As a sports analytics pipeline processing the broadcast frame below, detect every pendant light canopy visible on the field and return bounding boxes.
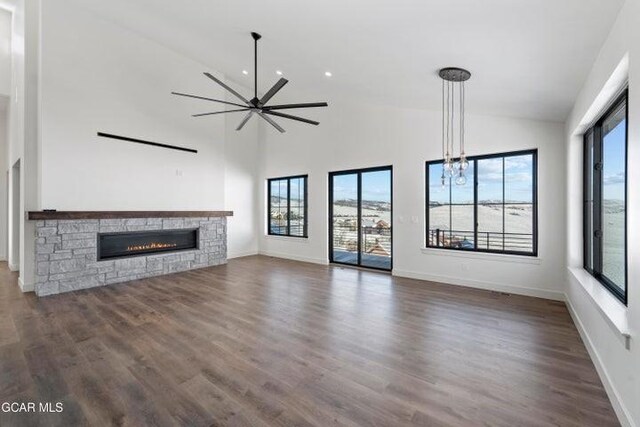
[439,67,471,186]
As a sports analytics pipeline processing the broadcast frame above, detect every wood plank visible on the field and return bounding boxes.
[0,256,619,426]
[27,210,233,220]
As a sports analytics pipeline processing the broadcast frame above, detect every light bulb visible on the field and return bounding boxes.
[455,171,467,186]
[443,158,455,177]
[459,155,469,171]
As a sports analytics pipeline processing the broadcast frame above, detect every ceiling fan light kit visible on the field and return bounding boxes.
[439,67,471,187]
[172,32,328,133]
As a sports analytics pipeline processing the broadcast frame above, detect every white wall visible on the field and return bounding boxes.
[6,0,21,169]
[0,104,7,259]
[40,1,228,210]
[37,1,260,266]
[257,100,566,300]
[0,0,40,290]
[0,8,10,97]
[4,0,27,282]
[565,0,639,425]
[0,7,10,261]
[224,107,259,259]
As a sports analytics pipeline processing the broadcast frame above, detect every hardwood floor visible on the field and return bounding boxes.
[0,256,618,426]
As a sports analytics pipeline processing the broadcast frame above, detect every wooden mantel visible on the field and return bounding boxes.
[27,211,234,220]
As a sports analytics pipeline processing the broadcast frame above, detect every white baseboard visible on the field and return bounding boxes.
[565,296,634,427]
[392,268,564,301]
[258,250,328,266]
[228,250,259,259]
[18,277,35,293]
[9,263,19,272]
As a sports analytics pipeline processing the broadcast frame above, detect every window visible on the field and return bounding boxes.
[426,150,537,256]
[267,175,308,237]
[584,90,627,304]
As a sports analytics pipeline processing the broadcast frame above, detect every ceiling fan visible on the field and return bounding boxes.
[172,32,328,133]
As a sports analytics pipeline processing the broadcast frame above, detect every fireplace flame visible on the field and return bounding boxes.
[127,242,177,252]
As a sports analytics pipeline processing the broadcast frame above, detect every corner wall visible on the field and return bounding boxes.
[36,1,259,269]
[224,107,260,259]
[0,106,8,260]
[564,1,639,425]
[257,100,566,300]
[0,8,10,97]
[39,1,226,211]
[4,0,36,290]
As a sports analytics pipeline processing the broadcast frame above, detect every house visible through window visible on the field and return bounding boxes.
[584,90,627,304]
[426,150,537,256]
[268,175,308,238]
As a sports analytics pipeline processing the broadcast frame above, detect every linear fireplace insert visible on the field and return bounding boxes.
[97,228,199,260]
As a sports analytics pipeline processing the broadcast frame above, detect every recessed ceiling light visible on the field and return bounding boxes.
[242,70,249,75]
[276,70,283,76]
[324,71,332,77]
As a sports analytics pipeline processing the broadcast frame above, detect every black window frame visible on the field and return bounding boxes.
[425,149,538,257]
[328,165,394,271]
[267,174,309,238]
[583,89,628,305]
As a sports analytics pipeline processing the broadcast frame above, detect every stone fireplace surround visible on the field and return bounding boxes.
[28,211,233,297]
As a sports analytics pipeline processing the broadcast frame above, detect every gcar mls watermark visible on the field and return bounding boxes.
[1,402,64,413]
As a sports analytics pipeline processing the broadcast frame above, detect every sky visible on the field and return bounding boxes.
[272,170,393,204]
[429,154,534,204]
[602,118,626,202]
[277,118,625,207]
[332,170,391,202]
[270,177,306,202]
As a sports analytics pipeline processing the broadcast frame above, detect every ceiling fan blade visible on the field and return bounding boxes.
[236,111,255,131]
[192,108,250,117]
[203,72,250,105]
[258,112,285,133]
[172,92,247,108]
[259,78,288,106]
[262,102,328,111]
[263,110,319,126]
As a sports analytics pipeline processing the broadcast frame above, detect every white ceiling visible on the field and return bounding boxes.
[71,0,624,122]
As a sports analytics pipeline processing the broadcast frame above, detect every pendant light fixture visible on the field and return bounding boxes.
[439,67,471,186]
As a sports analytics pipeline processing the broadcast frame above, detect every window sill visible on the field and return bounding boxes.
[420,247,541,265]
[264,234,309,242]
[568,267,630,349]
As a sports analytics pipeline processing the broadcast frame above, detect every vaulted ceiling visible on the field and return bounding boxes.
[72,0,623,122]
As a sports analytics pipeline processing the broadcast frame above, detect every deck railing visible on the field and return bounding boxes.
[428,228,533,252]
[331,224,391,256]
[269,222,305,236]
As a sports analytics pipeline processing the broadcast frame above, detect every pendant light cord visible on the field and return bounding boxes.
[442,79,445,161]
[446,80,450,160]
[450,80,454,161]
[461,80,465,155]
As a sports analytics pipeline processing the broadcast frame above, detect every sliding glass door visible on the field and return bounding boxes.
[329,166,392,270]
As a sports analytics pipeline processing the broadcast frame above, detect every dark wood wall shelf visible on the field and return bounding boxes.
[28,211,233,220]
